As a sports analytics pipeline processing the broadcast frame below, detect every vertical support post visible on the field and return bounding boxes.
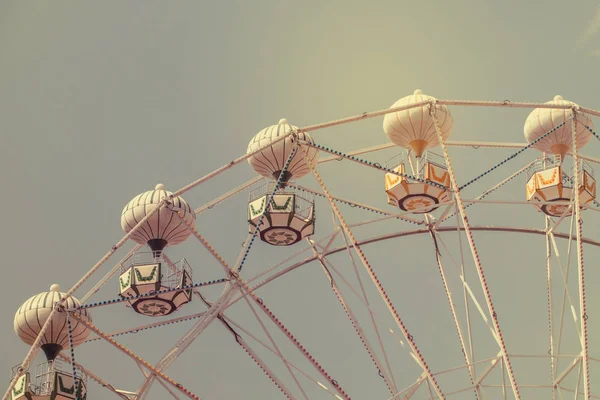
[307,238,398,395]
[176,213,352,400]
[214,315,298,400]
[299,145,446,399]
[545,217,556,400]
[570,109,590,399]
[427,226,478,399]
[430,101,520,399]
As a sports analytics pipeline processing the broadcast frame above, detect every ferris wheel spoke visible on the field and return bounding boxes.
[175,212,353,399]
[226,252,328,311]
[559,386,600,399]
[223,326,298,399]
[554,357,583,389]
[57,353,132,400]
[300,145,447,399]
[239,289,309,399]
[431,203,455,230]
[321,228,341,253]
[192,290,301,399]
[212,232,337,312]
[431,104,521,399]
[451,209,478,382]
[548,213,590,399]
[426,225,478,399]
[307,238,398,395]
[231,283,353,399]
[388,374,427,400]
[220,315,347,400]
[425,378,436,399]
[242,232,334,288]
[337,227,398,391]
[211,309,299,400]
[549,211,584,368]
[559,386,568,400]
[472,354,502,388]
[549,216,578,379]
[576,359,584,399]
[70,312,201,399]
[433,229,500,348]
[134,284,236,400]
[547,203,575,234]
[500,357,508,400]
[153,374,183,400]
[320,244,437,385]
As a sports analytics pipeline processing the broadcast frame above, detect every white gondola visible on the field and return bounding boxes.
[119,184,196,315]
[9,90,600,400]
[246,119,318,245]
[383,90,453,214]
[248,182,315,246]
[118,251,193,317]
[525,155,596,217]
[10,360,87,400]
[523,95,597,217]
[384,151,451,213]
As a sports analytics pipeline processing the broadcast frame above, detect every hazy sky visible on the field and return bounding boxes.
[2,1,600,399]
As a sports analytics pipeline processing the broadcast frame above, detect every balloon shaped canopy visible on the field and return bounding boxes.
[524,95,594,160]
[14,284,91,361]
[383,90,454,157]
[121,184,196,253]
[247,119,319,183]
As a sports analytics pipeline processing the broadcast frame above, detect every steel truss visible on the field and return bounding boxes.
[5,97,600,400]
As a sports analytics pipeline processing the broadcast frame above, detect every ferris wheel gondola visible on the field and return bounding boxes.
[246,119,318,246]
[7,92,600,400]
[12,284,90,400]
[524,95,597,217]
[118,184,195,316]
[382,90,453,213]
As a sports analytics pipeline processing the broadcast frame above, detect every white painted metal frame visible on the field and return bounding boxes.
[5,97,600,400]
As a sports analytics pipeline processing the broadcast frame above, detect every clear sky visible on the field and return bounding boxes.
[2,1,600,399]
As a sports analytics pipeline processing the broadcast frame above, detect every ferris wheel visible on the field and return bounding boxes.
[5,90,600,400]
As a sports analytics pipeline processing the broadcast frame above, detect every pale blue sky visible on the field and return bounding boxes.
[2,1,600,399]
